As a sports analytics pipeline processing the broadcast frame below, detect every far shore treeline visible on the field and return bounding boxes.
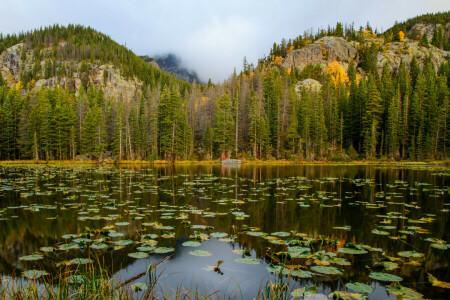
[0,15,449,162]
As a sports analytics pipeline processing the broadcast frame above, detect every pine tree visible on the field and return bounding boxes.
[363,77,382,159]
[419,33,429,48]
[82,106,106,159]
[214,93,235,158]
[285,86,299,155]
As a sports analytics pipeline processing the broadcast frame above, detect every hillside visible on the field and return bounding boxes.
[0,13,449,162]
[0,24,190,100]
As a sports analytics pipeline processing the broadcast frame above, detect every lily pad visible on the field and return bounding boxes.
[369,272,403,282]
[154,247,175,254]
[22,270,49,279]
[189,250,212,256]
[338,247,368,255]
[310,266,343,275]
[345,282,373,294]
[182,241,201,247]
[234,258,260,264]
[19,254,43,261]
[210,232,228,238]
[128,252,149,259]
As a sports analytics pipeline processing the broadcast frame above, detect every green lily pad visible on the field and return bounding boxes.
[39,247,54,253]
[91,242,108,250]
[115,222,130,226]
[128,252,149,259]
[386,283,423,299]
[153,247,175,254]
[369,272,403,282]
[345,282,373,294]
[372,229,389,235]
[70,258,92,265]
[286,269,313,278]
[338,247,368,255]
[19,254,43,261]
[397,251,424,258]
[189,250,212,256]
[311,266,343,275]
[137,245,155,252]
[22,270,49,279]
[182,241,201,247]
[234,258,260,264]
[114,240,133,246]
[210,232,228,238]
[266,264,283,273]
[291,285,318,298]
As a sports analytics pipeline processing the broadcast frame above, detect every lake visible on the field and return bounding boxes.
[0,164,448,299]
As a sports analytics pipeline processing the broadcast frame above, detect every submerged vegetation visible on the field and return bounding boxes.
[0,164,449,298]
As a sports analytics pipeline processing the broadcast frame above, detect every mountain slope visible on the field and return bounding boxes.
[141,54,201,83]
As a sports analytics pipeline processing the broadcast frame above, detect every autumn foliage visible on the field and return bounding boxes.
[326,61,349,87]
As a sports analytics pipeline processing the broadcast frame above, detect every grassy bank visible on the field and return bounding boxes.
[0,159,448,167]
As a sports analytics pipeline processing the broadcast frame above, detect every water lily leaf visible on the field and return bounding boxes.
[136,245,155,252]
[19,254,43,261]
[115,222,129,226]
[62,234,78,239]
[128,252,149,259]
[291,285,318,298]
[266,263,283,273]
[210,232,228,238]
[372,229,389,235]
[329,257,351,266]
[22,270,49,279]
[369,272,402,282]
[345,282,373,294]
[271,231,290,237]
[378,261,399,271]
[428,273,450,288]
[182,241,201,247]
[91,242,108,250]
[328,291,363,300]
[386,283,423,299]
[246,231,266,237]
[286,269,313,278]
[114,240,133,246]
[397,251,424,258]
[39,247,54,253]
[59,243,80,250]
[234,258,260,264]
[310,266,342,275]
[153,247,174,254]
[189,250,212,256]
[108,231,124,238]
[70,258,92,265]
[130,282,148,292]
[338,248,368,255]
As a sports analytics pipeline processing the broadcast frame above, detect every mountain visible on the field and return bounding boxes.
[141,54,201,83]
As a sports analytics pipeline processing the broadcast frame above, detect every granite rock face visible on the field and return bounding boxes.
[0,43,142,102]
[282,36,358,71]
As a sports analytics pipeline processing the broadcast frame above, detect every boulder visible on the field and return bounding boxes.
[282,36,358,71]
[295,79,322,94]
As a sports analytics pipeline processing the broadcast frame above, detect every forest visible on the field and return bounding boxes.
[0,19,449,162]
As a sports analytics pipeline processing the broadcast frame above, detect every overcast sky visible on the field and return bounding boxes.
[1,0,449,82]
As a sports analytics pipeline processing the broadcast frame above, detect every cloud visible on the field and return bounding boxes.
[1,0,449,82]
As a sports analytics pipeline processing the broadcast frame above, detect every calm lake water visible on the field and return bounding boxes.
[0,164,449,299]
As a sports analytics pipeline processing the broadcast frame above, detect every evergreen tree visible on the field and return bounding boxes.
[362,77,382,158]
[214,93,235,158]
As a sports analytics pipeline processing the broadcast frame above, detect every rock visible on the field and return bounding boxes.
[0,42,142,102]
[409,23,448,41]
[282,36,358,71]
[295,79,322,94]
[376,41,449,73]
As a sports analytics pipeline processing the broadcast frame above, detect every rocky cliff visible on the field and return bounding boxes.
[0,42,142,101]
[282,33,449,74]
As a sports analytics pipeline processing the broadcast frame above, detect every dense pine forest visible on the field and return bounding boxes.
[0,14,449,162]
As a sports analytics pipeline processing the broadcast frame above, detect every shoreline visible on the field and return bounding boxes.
[0,159,448,167]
